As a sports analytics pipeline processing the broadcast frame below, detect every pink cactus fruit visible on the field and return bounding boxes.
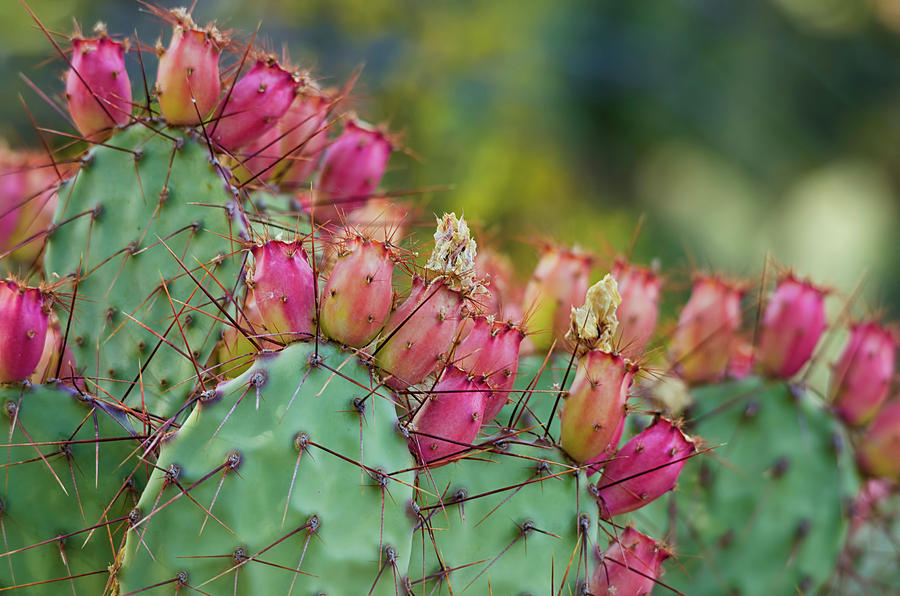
[521,245,591,352]
[246,240,316,344]
[670,275,743,384]
[831,321,896,426]
[308,119,392,221]
[856,400,900,479]
[756,275,827,379]
[320,236,394,347]
[611,259,662,358]
[210,58,299,152]
[374,213,479,388]
[454,316,525,423]
[155,9,223,125]
[29,314,80,389]
[277,88,332,186]
[473,247,520,319]
[0,151,28,253]
[590,527,671,596]
[592,417,695,518]
[66,31,132,140]
[560,350,634,464]
[408,366,488,466]
[374,276,463,389]
[0,280,50,383]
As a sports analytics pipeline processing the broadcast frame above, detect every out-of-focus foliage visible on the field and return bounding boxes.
[3,0,899,315]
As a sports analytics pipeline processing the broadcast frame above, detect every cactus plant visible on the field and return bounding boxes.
[0,5,896,596]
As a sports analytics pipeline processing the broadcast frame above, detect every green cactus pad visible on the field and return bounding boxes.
[632,377,856,595]
[0,383,143,593]
[44,125,243,417]
[116,341,416,595]
[407,439,594,593]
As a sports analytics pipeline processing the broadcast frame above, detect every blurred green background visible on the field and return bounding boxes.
[2,0,899,317]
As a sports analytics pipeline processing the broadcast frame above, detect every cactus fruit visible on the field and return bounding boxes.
[65,30,132,140]
[669,275,744,384]
[155,9,224,126]
[0,280,49,383]
[1,4,898,594]
[755,274,827,379]
[831,321,896,426]
[590,526,670,595]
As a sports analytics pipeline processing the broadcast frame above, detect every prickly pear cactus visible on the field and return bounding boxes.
[44,126,241,418]
[0,384,142,593]
[634,377,858,594]
[408,439,593,593]
[116,341,416,594]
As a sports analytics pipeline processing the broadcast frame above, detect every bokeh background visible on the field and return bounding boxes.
[2,0,899,317]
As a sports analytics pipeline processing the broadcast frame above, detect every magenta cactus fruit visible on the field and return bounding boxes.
[670,275,743,384]
[522,245,591,351]
[65,31,132,140]
[831,321,896,426]
[590,527,671,596]
[375,276,463,388]
[455,316,525,423]
[612,259,661,358]
[320,235,394,347]
[312,118,392,219]
[246,240,315,343]
[560,350,633,464]
[210,58,299,151]
[374,213,477,388]
[346,197,408,245]
[155,9,223,125]
[408,366,488,466]
[856,400,900,479]
[593,417,695,518]
[586,413,626,475]
[278,88,331,187]
[0,280,50,383]
[756,275,827,378]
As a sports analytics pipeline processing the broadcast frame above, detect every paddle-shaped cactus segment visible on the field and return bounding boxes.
[407,440,594,593]
[44,125,242,417]
[0,384,143,593]
[632,377,857,595]
[115,341,416,594]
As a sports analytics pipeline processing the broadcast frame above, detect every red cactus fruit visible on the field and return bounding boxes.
[29,315,79,388]
[756,275,827,379]
[155,10,223,125]
[0,151,28,253]
[727,338,754,380]
[374,276,463,389]
[831,322,896,426]
[408,366,488,466]
[217,295,272,377]
[309,119,392,220]
[522,245,591,352]
[66,32,132,140]
[0,280,50,383]
[590,527,671,596]
[278,88,332,187]
[670,275,743,384]
[592,417,695,518]
[246,240,315,344]
[210,59,299,152]
[856,400,900,479]
[611,259,661,358]
[320,236,394,347]
[560,350,633,464]
[375,213,479,388]
[454,316,525,423]
[473,247,520,319]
